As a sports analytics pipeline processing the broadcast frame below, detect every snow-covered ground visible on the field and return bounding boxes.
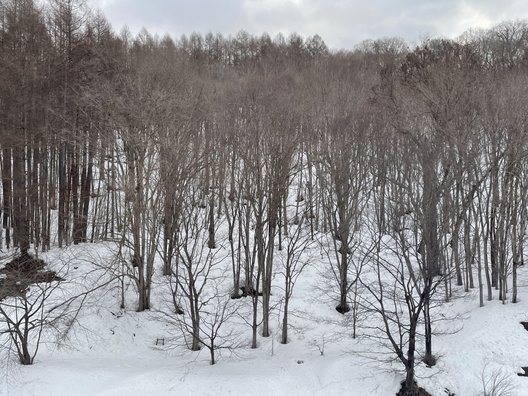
[1,242,528,396]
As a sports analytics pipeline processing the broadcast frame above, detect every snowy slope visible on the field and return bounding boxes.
[1,242,528,396]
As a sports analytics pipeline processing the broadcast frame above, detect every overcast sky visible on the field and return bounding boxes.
[86,0,528,49]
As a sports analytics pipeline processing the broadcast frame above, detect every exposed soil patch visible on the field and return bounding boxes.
[518,367,528,377]
[0,253,64,300]
[239,286,264,297]
[335,303,351,314]
[423,354,437,368]
[518,323,528,377]
[396,380,432,396]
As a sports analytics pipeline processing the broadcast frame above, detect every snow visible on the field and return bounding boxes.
[425,287,528,396]
[2,242,528,396]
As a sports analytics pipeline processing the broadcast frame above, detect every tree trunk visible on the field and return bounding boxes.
[422,156,440,277]
[13,146,29,256]
[282,294,289,344]
[2,148,12,249]
[423,293,434,366]
[337,246,350,314]
[404,319,418,394]
[58,145,67,247]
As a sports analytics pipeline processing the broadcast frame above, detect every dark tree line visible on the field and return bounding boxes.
[1,0,528,393]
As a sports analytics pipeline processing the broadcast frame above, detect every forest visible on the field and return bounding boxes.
[1,0,528,395]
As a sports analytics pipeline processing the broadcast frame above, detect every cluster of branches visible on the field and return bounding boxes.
[2,0,528,390]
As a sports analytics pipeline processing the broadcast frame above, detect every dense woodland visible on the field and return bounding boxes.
[1,0,528,394]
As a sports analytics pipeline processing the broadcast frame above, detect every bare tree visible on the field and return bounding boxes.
[360,215,447,395]
[278,215,314,344]
[169,185,226,352]
[0,254,69,365]
[314,57,373,314]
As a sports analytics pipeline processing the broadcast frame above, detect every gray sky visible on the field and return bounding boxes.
[86,0,528,49]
